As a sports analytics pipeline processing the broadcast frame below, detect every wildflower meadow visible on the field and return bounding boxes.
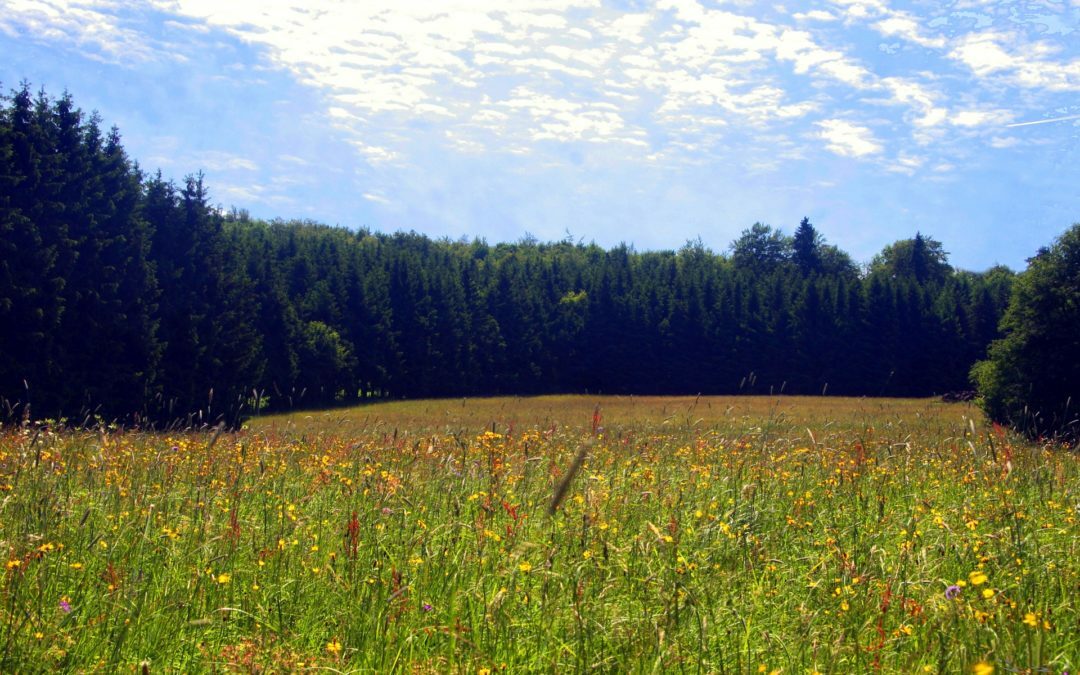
[1,395,1077,672]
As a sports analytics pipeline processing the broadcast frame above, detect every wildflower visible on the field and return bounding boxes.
[59,599,72,613]
[972,662,993,675]
[216,573,231,585]
[422,603,433,612]
[518,561,533,573]
[326,640,342,655]
[981,589,994,600]
[945,585,961,600]
[5,560,20,570]
[968,571,988,586]
[1022,612,1038,628]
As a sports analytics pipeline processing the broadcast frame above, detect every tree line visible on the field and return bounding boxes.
[0,85,1018,425]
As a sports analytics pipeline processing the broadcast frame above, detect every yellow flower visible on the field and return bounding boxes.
[326,640,342,655]
[216,573,231,585]
[1022,612,1038,628]
[518,561,532,573]
[981,589,994,599]
[972,662,993,675]
[5,560,20,569]
[968,571,988,586]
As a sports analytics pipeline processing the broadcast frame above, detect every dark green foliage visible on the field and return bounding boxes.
[0,86,1026,424]
[730,222,791,275]
[972,224,1080,440]
[792,217,820,275]
[0,86,160,420]
[869,232,952,285]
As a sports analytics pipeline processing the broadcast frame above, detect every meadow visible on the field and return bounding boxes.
[1,395,1076,673]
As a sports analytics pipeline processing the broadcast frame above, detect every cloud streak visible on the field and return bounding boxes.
[1007,113,1080,128]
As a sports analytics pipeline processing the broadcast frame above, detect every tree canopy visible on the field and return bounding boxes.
[972,224,1080,440]
[0,85,1024,425]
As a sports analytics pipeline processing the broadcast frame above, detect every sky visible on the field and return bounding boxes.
[2,0,1078,271]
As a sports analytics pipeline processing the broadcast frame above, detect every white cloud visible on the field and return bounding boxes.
[0,0,165,63]
[816,119,883,157]
[362,192,391,205]
[605,13,653,43]
[831,0,946,50]
[880,78,947,128]
[792,10,837,22]
[885,152,924,174]
[950,32,1020,75]
[347,139,399,164]
[7,0,1077,189]
[950,109,1014,127]
[950,32,1080,91]
[873,15,945,49]
[194,151,259,172]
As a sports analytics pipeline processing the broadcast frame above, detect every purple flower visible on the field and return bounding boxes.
[945,585,961,600]
[422,603,433,612]
[59,599,72,613]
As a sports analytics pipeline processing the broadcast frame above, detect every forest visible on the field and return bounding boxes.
[0,85,1018,424]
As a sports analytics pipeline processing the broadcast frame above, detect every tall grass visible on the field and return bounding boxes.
[0,396,1076,672]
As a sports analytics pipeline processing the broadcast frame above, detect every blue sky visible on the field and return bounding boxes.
[2,0,1078,271]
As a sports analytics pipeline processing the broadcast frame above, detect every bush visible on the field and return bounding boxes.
[972,224,1080,440]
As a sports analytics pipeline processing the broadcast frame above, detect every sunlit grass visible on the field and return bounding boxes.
[1,396,1077,672]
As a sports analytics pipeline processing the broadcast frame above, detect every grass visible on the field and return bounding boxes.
[0,395,1077,672]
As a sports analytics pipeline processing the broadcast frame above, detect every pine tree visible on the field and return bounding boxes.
[792,217,821,275]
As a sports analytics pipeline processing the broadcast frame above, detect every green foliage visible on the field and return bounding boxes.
[973,224,1080,439]
[792,216,821,274]
[870,232,952,285]
[298,320,356,400]
[730,222,791,274]
[0,85,1028,423]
